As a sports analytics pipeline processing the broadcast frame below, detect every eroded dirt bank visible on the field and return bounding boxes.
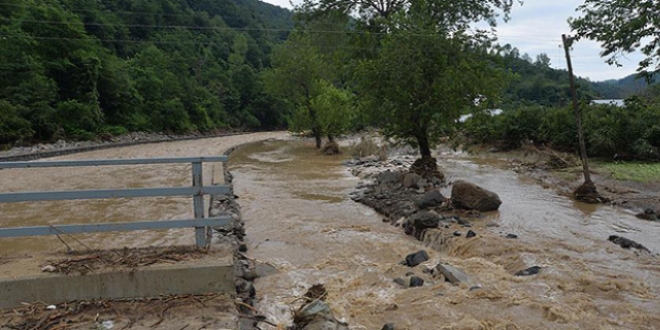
[230,138,660,329]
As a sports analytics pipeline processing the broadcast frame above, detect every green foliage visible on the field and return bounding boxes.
[462,102,660,160]
[358,21,507,156]
[596,162,660,182]
[311,81,355,138]
[0,101,33,145]
[0,0,293,145]
[264,12,353,146]
[570,0,660,78]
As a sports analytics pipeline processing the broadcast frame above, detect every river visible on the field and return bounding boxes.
[230,138,660,329]
[1,134,659,329]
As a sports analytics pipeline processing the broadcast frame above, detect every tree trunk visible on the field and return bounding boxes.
[313,128,322,149]
[416,133,431,158]
[562,34,591,184]
[327,134,334,142]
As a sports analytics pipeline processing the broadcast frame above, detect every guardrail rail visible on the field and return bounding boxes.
[0,157,231,248]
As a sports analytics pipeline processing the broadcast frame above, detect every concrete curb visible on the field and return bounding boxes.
[0,257,234,309]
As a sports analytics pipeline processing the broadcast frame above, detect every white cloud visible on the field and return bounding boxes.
[263,0,645,81]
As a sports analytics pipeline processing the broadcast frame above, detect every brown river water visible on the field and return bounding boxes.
[1,134,659,329]
[229,139,660,330]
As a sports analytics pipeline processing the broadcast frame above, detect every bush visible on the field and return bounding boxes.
[0,100,34,144]
[461,101,660,160]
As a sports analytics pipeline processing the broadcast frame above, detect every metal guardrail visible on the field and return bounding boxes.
[0,157,231,248]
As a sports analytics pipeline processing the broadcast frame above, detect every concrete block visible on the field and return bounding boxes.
[0,257,234,309]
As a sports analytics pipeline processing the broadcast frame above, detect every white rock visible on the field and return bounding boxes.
[42,265,56,272]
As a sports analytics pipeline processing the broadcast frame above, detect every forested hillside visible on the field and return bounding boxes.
[0,0,292,145]
[591,73,658,99]
[497,46,597,107]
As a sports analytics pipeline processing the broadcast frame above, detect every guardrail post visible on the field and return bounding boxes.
[192,161,206,248]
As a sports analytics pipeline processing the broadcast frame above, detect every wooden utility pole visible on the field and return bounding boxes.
[562,34,591,184]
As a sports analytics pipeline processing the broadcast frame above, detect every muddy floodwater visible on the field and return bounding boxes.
[1,134,659,329]
[0,132,285,255]
[230,139,660,329]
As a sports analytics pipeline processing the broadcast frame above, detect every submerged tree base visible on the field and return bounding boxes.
[320,140,340,155]
[410,156,445,182]
[574,181,609,204]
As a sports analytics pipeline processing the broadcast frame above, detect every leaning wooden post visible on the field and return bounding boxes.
[562,34,592,184]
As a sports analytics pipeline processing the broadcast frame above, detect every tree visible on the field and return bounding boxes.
[358,20,506,158]
[303,0,518,28]
[570,0,660,78]
[264,36,329,148]
[264,12,352,148]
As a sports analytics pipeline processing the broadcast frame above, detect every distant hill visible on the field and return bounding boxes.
[591,73,658,99]
[494,44,658,106]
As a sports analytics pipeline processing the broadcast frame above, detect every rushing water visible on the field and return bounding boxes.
[230,139,660,330]
[1,134,659,329]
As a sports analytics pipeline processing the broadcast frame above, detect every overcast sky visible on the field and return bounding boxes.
[262,0,644,82]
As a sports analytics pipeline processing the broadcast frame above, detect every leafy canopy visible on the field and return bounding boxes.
[570,0,660,77]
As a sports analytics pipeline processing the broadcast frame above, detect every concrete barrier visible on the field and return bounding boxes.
[0,256,234,309]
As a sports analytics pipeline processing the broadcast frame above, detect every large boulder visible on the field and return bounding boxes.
[450,180,501,211]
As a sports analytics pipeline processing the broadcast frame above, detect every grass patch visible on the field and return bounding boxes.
[595,162,660,182]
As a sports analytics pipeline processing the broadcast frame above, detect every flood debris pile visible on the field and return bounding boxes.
[40,246,206,275]
[1,293,236,330]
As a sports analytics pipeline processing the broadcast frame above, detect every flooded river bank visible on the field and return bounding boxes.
[230,139,660,329]
[1,133,658,329]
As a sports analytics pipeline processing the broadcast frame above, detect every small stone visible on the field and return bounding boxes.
[453,231,462,237]
[514,266,542,276]
[403,173,421,188]
[382,323,395,330]
[506,233,518,239]
[422,267,433,274]
[403,250,429,267]
[238,243,248,252]
[486,222,500,227]
[405,272,415,277]
[409,276,424,287]
[436,264,469,285]
[466,230,477,238]
[393,278,406,286]
[46,305,57,310]
[417,190,445,209]
[42,265,56,272]
[469,285,482,291]
[608,235,651,253]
